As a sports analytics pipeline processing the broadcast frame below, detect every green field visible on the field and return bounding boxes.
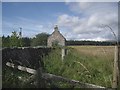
[44,46,115,88]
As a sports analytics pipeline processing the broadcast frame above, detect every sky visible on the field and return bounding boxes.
[2,1,118,41]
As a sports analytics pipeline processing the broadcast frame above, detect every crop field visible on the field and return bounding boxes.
[70,46,114,61]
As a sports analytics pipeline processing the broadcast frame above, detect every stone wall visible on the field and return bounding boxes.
[2,47,52,69]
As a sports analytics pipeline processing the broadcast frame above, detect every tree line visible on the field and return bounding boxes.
[66,40,116,46]
[1,31,117,48]
[2,31,49,47]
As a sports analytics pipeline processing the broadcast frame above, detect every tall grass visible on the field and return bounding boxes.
[43,46,114,88]
[2,66,35,88]
[3,46,114,88]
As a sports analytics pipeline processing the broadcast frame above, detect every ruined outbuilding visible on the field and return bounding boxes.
[47,25,66,47]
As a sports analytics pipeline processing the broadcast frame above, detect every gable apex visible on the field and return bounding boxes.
[51,26,66,40]
[47,25,66,47]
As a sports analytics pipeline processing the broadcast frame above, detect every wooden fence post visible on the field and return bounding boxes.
[35,67,46,88]
[61,48,68,61]
[112,45,119,88]
[118,45,120,89]
[61,48,65,61]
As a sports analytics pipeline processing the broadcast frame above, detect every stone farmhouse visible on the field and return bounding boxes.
[47,25,66,47]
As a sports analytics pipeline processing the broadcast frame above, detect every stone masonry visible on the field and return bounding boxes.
[47,25,66,47]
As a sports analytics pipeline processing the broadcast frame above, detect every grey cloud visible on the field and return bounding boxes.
[57,2,118,41]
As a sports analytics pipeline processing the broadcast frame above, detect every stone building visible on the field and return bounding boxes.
[47,25,66,47]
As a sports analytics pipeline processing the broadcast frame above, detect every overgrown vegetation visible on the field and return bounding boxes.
[2,46,114,88]
[2,66,34,88]
[43,46,114,88]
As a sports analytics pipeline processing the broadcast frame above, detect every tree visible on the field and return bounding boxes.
[10,31,20,47]
[31,33,49,46]
[22,37,31,47]
[2,35,10,47]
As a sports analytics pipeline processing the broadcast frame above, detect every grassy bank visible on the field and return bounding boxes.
[43,46,114,88]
